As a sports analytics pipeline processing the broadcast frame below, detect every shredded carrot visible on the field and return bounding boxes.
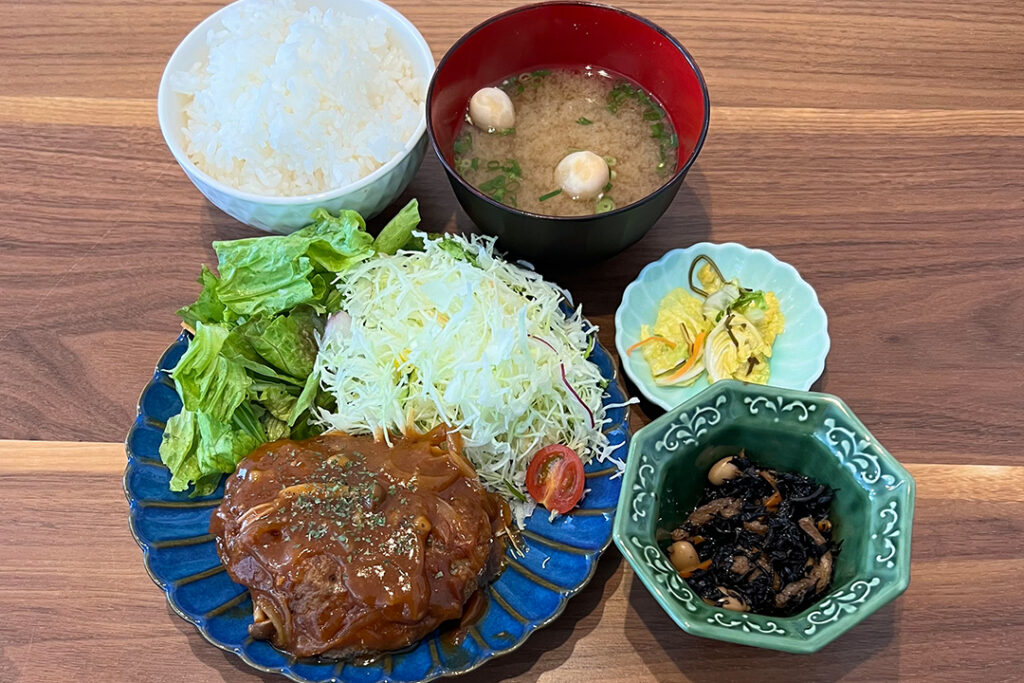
[657,331,708,383]
[690,535,705,545]
[626,335,677,355]
[680,559,713,578]
[764,491,783,511]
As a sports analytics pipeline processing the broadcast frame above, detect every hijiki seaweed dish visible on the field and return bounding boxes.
[665,452,838,616]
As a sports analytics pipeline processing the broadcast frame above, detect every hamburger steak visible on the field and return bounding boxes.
[210,427,508,658]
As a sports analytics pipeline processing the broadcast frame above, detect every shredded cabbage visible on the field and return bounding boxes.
[315,233,615,523]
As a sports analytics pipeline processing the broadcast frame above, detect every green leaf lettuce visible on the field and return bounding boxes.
[171,322,250,423]
[158,203,430,496]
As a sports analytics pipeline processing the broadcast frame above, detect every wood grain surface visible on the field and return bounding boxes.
[1,0,1022,680]
[2,443,1024,682]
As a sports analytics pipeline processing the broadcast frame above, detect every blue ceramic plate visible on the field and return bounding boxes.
[614,242,830,411]
[125,330,629,683]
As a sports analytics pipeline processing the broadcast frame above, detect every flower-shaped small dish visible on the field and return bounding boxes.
[614,242,829,411]
[613,380,914,654]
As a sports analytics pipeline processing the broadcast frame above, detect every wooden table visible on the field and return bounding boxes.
[2,0,1022,681]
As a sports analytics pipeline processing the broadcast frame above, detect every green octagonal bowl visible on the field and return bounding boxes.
[613,380,915,654]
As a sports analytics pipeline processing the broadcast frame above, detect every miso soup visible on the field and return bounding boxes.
[453,68,678,217]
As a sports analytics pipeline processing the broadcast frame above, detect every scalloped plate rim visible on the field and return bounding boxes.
[124,328,630,683]
[613,242,831,410]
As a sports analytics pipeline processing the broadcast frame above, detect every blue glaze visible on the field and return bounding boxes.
[124,328,630,682]
[149,544,223,584]
[204,601,254,642]
[521,507,614,551]
[577,470,622,509]
[491,572,561,620]
[513,540,591,586]
[139,379,182,423]
[126,420,165,461]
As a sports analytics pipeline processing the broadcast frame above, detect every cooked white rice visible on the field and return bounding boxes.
[172,0,425,197]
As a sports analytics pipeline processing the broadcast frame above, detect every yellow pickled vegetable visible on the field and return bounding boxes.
[638,288,711,379]
[634,255,786,387]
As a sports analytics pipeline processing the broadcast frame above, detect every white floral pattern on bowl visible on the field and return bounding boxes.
[612,381,915,653]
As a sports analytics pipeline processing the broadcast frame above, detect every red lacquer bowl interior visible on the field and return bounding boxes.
[428,1,709,178]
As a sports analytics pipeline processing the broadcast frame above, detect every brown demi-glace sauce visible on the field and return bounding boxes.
[210,427,509,659]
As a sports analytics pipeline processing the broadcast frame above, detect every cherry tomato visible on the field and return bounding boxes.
[525,445,585,514]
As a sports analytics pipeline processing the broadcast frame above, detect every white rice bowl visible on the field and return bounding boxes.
[171,0,426,197]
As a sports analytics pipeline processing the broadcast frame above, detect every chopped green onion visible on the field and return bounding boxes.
[731,290,768,312]
[605,79,677,173]
[453,132,472,156]
[497,127,516,136]
[478,174,506,193]
[577,117,593,125]
[501,77,525,97]
[538,189,562,202]
[603,155,617,166]
[610,169,617,180]
[486,160,501,171]
[606,81,639,113]
[602,182,612,193]
[477,171,520,208]
[501,158,522,179]
[596,197,616,213]
[470,157,480,170]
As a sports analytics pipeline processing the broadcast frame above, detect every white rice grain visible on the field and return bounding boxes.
[172,0,424,196]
